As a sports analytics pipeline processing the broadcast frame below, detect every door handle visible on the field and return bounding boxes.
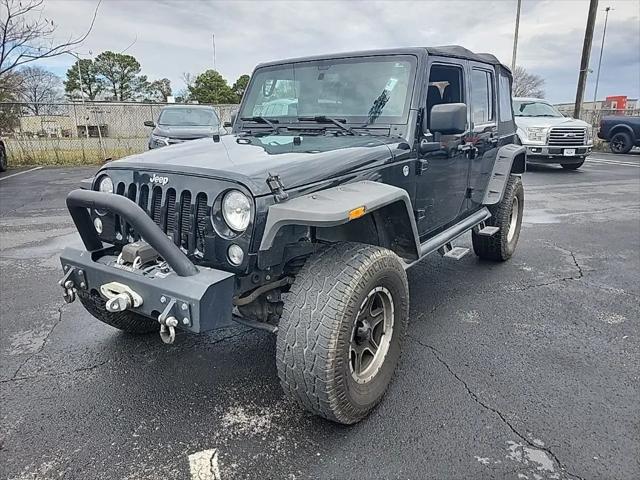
[489,137,499,146]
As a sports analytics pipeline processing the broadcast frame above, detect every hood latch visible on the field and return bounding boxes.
[266,173,289,203]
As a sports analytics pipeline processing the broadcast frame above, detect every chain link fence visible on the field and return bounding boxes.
[1,102,638,166]
[0,102,239,166]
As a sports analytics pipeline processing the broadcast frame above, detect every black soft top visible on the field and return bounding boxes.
[257,45,510,73]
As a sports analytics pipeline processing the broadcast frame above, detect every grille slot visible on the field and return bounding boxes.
[548,127,586,146]
[179,191,192,249]
[114,181,211,256]
[138,185,149,212]
[151,187,163,225]
[165,189,177,236]
[195,193,208,253]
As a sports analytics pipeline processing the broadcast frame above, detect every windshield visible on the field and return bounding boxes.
[239,55,417,125]
[158,108,219,126]
[513,100,563,118]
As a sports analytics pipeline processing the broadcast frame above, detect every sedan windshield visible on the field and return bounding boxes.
[513,100,563,118]
[158,108,219,126]
[239,55,416,125]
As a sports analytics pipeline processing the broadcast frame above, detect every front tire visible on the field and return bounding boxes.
[276,243,409,424]
[78,290,158,334]
[610,132,633,154]
[472,175,524,261]
[561,158,585,170]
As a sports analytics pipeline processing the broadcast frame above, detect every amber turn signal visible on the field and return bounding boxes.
[347,206,366,221]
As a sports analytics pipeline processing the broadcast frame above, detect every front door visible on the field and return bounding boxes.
[415,60,471,239]
[467,62,499,209]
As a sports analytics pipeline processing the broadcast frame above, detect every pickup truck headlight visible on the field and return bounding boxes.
[221,190,251,232]
[97,175,113,193]
[525,127,549,143]
[586,127,593,143]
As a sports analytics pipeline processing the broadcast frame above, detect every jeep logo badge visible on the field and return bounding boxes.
[150,174,169,186]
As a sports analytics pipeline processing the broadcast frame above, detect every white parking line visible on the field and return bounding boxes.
[188,449,221,480]
[587,159,640,168]
[0,166,43,181]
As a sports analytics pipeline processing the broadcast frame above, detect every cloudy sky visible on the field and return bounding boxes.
[30,0,640,104]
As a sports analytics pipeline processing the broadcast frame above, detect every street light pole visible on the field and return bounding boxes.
[511,0,522,71]
[592,6,612,109]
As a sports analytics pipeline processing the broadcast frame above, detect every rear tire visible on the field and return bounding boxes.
[78,290,157,334]
[561,159,585,170]
[610,132,633,154]
[472,175,524,261]
[276,243,409,424]
[0,144,7,172]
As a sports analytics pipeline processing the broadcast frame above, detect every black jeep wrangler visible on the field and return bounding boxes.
[60,46,525,424]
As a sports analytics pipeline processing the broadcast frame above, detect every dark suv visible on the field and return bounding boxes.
[59,46,525,424]
[144,105,226,149]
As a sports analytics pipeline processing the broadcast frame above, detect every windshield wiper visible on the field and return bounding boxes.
[297,116,355,135]
[240,116,279,133]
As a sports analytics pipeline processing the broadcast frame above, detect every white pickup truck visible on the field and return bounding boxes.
[514,97,593,170]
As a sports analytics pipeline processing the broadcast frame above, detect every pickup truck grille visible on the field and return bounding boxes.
[114,182,209,255]
[548,127,587,146]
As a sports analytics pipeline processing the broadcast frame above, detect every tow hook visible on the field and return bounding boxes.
[158,297,179,344]
[58,266,78,303]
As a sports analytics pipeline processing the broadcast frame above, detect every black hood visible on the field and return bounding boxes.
[106,133,402,196]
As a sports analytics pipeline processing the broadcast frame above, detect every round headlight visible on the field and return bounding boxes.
[98,176,113,193]
[221,190,251,232]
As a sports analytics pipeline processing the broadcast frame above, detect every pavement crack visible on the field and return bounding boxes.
[512,245,585,292]
[11,304,66,380]
[408,336,585,480]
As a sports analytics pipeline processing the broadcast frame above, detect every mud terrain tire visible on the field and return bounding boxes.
[276,243,409,424]
[472,175,524,261]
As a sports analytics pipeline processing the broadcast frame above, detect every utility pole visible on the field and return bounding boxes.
[511,0,522,71]
[574,0,599,119]
[592,6,612,108]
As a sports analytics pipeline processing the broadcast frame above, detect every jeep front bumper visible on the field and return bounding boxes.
[60,189,235,335]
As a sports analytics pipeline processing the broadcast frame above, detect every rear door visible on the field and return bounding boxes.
[466,62,498,210]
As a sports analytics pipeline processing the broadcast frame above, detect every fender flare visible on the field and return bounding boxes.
[482,144,526,205]
[258,180,420,258]
[609,123,635,138]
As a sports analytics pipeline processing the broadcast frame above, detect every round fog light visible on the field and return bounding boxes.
[93,217,103,234]
[227,244,244,266]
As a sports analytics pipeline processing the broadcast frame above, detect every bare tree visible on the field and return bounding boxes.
[0,0,101,77]
[512,66,545,98]
[18,66,62,115]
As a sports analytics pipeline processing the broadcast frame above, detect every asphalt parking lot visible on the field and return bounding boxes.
[1,152,639,480]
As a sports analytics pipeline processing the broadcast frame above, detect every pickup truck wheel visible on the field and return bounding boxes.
[0,144,7,172]
[472,175,524,261]
[610,132,633,154]
[276,243,409,424]
[561,159,585,170]
[78,290,157,334]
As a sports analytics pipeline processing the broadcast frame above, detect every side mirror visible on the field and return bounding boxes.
[144,120,155,128]
[430,103,467,135]
[224,112,237,128]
